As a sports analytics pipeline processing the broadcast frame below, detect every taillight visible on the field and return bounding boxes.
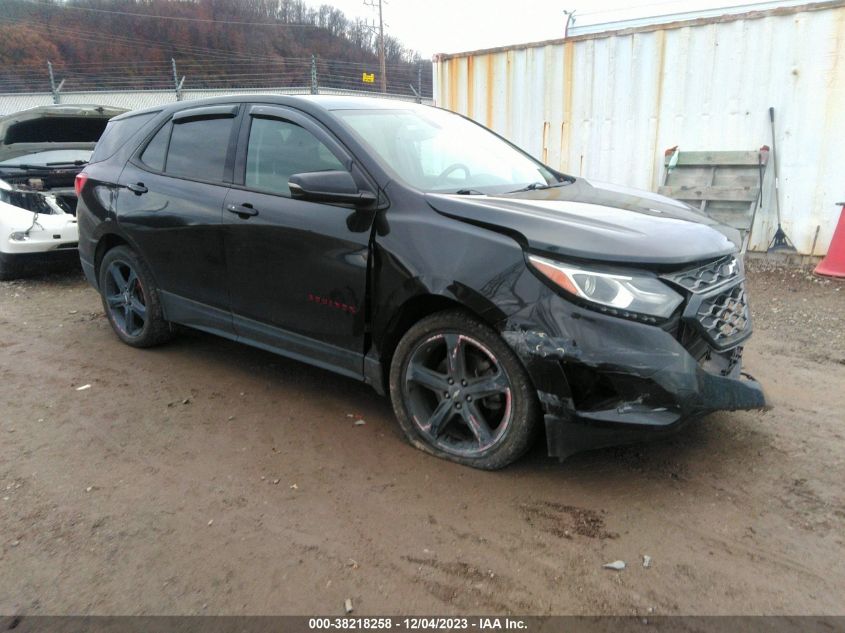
[74,172,89,197]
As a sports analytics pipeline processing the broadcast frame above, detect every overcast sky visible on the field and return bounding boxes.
[319,0,779,57]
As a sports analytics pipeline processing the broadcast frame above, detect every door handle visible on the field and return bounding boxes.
[227,202,259,218]
[126,182,148,195]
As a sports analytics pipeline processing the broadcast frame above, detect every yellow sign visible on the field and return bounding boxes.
[362,72,375,84]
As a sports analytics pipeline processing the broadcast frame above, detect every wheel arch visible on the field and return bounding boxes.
[92,228,162,294]
[93,232,131,284]
[373,284,508,394]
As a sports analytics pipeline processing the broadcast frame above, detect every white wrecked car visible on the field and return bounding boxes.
[0,104,126,280]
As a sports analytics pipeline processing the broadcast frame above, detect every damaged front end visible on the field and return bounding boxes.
[0,164,81,215]
[0,104,127,279]
[0,178,79,279]
[500,254,766,460]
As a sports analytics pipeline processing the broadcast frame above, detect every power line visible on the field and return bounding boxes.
[1,16,416,70]
[0,16,290,63]
[18,0,323,28]
[2,10,424,69]
[0,9,430,95]
[0,62,431,92]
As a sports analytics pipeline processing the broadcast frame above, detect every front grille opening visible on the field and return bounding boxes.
[564,363,619,411]
[564,363,677,413]
[677,321,710,361]
[700,346,743,377]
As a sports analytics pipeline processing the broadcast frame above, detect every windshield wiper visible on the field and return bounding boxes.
[508,182,546,193]
[47,160,88,166]
[0,160,88,171]
[455,188,485,195]
[505,175,576,194]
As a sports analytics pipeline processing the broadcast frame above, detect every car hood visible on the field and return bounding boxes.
[0,104,127,162]
[425,178,740,267]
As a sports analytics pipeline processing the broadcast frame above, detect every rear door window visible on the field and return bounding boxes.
[165,116,235,182]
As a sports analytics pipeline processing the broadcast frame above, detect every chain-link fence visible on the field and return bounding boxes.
[0,57,433,114]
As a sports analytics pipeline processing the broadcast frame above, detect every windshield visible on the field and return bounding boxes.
[0,149,92,166]
[334,107,559,194]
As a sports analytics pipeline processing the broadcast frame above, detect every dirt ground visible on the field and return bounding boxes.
[1,261,843,616]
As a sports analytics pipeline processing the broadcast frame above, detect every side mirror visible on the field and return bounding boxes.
[289,171,376,206]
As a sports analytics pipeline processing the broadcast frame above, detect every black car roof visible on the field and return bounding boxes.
[112,95,430,121]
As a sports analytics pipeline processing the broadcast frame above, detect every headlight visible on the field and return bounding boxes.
[9,232,29,241]
[528,254,683,321]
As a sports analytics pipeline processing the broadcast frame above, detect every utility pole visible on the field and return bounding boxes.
[364,0,387,93]
[377,0,386,92]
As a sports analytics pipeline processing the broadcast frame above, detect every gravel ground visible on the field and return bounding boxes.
[745,259,844,365]
[0,262,843,616]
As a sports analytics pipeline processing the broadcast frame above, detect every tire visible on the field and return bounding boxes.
[98,245,173,348]
[389,310,539,470]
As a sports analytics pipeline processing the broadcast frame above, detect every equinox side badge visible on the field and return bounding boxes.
[307,293,358,315]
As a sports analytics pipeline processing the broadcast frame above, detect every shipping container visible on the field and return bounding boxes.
[434,1,845,255]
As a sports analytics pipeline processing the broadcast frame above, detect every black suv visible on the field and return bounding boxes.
[77,95,765,469]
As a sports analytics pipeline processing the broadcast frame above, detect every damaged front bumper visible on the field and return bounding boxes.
[501,284,766,460]
[1,181,79,276]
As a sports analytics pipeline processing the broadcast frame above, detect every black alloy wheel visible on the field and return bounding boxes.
[103,259,147,338]
[98,245,173,348]
[389,310,539,469]
[403,332,513,456]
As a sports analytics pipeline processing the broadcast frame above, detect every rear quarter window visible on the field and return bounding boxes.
[140,121,172,172]
[90,112,158,164]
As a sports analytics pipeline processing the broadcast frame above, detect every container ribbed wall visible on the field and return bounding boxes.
[434,2,845,254]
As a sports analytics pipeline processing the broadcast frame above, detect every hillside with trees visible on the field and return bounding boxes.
[0,0,431,96]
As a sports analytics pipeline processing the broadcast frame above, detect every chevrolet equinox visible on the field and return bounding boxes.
[76,96,766,469]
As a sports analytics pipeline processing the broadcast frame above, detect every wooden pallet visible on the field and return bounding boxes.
[658,149,769,240]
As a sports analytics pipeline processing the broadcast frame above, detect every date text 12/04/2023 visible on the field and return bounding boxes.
[307,617,528,630]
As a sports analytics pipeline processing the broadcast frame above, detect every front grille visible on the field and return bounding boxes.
[664,255,739,293]
[664,255,751,353]
[696,283,750,347]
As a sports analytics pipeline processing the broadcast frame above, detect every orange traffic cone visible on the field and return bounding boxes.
[814,202,845,278]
